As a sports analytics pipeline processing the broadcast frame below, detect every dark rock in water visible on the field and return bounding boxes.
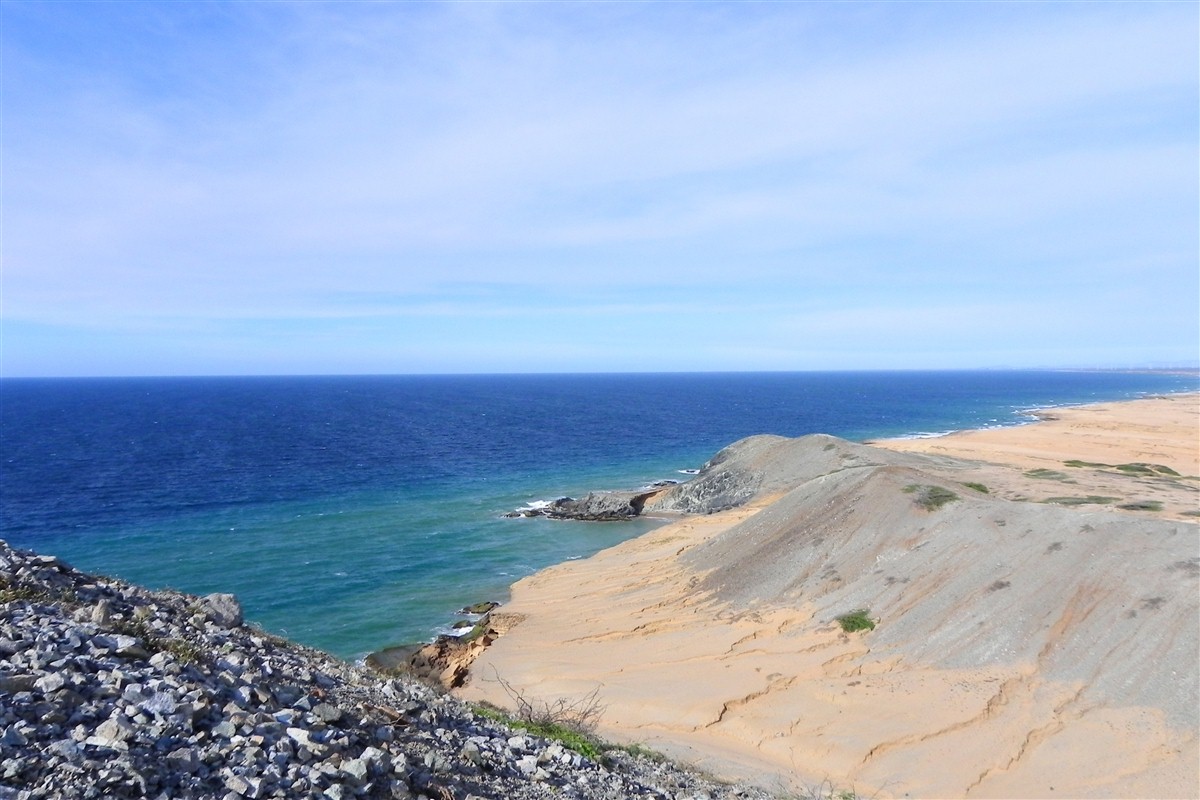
[544,489,667,521]
[458,601,499,615]
[362,644,420,673]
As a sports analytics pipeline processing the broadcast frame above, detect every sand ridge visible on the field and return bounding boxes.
[457,393,1200,798]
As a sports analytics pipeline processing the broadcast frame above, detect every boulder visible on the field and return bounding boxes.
[200,593,243,628]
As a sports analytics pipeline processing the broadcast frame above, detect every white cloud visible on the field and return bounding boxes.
[2,1,1196,373]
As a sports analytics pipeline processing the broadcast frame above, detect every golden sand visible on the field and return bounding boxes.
[458,393,1200,798]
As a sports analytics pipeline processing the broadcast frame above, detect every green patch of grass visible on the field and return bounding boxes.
[1181,510,1200,517]
[612,741,666,761]
[471,703,509,724]
[1042,496,1117,506]
[962,482,989,494]
[472,703,605,760]
[0,577,79,607]
[1117,500,1164,512]
[162,638,203,664]
[522,720,604,760]
[1115,462,1181,477]
[835,609,876,633]
[903,484,959,510]
[0,586,45,604]
[1064,459,1182,478]
[480,679,610,761]
[1025,468,1072,481]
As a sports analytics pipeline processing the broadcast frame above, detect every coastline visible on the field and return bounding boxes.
[873,392,1199,523]
[455,393,1200,798]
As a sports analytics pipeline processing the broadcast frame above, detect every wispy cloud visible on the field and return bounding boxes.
[2,1,1196,374]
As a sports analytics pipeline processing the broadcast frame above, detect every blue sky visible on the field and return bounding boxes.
[2,1,1197,376]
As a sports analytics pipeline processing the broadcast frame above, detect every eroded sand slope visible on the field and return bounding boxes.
[460,396,1199,798]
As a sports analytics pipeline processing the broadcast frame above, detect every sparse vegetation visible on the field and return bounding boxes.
[1117,500,1164,512]
[1116,463,1180,476]
[616,741,666,762]
[1025,468,1073,481]
[835,609,875,633]
[110,618,204,665]
[475,701,605,760]
[162,638,203,664]
[1042,496,1117,506]
[483,674,608,760]
[962,482,989,494]
[1064,459,1110,468]
[474,681,670,766]
[1064,459,1182,478]
[0,578,79,607]
[786,781,863,800]
[903,484,959,510]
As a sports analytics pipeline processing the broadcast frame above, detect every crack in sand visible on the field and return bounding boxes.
[858,674,1033,768]
[819,648,870,676]
[562,619,680,643]
[963,685,1086,796]
[699,674,799,731]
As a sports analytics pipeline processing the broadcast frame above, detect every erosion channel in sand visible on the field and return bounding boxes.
[455,394,1200,799]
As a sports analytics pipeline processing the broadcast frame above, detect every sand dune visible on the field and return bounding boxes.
[458,394,1199,798]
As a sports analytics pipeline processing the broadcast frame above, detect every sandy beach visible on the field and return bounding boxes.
[875,392,1200,522]
[457,393,1200,798]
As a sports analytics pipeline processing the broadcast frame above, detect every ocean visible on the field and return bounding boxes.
[1,370,1194,660]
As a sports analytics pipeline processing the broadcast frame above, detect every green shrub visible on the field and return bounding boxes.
[835,609,875,633]
[1025,468,1072,481]
[1042,496,1116,506]
[903,484,959,510]
[1117,501,1164,512]
[962,482,989,494]
[1116,462,1181,477]
[1064,459,1109,468]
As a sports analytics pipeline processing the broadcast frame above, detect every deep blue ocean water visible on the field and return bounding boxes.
[1,371,1195,659]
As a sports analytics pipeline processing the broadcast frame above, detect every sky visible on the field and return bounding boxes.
[2,1,1197,377]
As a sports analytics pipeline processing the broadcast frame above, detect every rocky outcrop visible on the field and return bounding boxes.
[0,540,780,800]
[370,610,526,691]
[503,434,883,523]
[506,485,679,522]
[542,490,665,521]
[507,434,906,521]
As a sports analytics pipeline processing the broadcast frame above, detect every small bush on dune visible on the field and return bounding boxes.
[835,609,875,633]
[903,484,959,510]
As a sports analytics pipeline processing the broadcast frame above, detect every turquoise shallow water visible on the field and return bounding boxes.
[2,371,1194,659]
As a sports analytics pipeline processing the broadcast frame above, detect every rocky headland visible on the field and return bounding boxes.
[0,540,788,800]
[459,395,1200,798]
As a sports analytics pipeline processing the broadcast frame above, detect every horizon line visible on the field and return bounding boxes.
[3,366,1199,381]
